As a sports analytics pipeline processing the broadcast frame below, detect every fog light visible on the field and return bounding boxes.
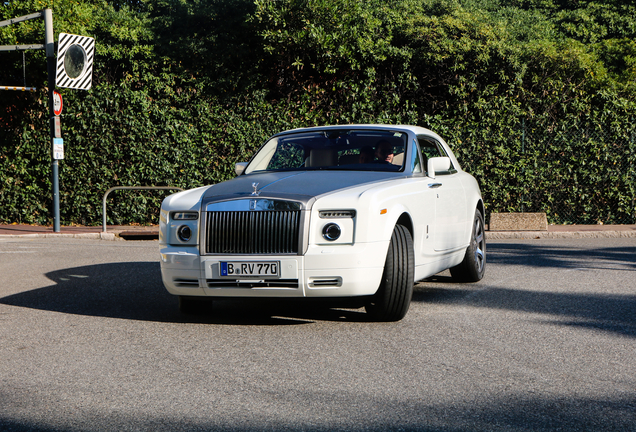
[322,223,341,241]
[177,225,192,242]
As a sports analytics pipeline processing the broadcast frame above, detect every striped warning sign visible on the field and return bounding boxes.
[55,33,95,90]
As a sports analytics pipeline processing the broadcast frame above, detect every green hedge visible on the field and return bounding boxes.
[1,0,635,226]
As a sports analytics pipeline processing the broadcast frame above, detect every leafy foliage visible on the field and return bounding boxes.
[1,0,635,225]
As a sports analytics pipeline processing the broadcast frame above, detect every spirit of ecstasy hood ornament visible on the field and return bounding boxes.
[251,182,261,196]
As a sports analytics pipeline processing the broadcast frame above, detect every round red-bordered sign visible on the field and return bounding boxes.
[53,91,63,116]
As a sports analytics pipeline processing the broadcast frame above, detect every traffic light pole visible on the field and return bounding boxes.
[43,9,61,232]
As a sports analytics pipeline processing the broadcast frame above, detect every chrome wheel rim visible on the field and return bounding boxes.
[474,216,485,273]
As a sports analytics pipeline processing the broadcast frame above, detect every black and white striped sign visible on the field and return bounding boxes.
[55,33,95,90]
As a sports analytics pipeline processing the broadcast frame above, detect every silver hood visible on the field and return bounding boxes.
[202,171,403,207]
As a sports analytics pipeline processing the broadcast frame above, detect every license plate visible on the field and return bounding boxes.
[220,261,280,278]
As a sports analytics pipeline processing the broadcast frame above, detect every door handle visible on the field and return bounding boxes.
[428,183,442,189]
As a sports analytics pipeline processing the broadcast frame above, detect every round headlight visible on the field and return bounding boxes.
[177,225,192,242]
[322,223,341,241]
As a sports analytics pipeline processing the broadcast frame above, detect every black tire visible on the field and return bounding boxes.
[178,296,212,315]
[365,225,414,322]
[450,209,486,282]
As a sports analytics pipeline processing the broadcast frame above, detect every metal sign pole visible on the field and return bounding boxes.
[3,10,93,232]
[43,9,60,232]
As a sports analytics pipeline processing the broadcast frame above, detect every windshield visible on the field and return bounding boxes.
[245,129,408,174]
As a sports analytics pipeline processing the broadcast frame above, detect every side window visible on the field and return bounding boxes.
[411,139,422,173]
[418,137,454,175]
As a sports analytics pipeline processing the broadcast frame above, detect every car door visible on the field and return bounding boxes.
[419,137,468,252]
[409,140,437,263]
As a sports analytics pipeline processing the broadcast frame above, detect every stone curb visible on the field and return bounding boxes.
[486,230,636,239]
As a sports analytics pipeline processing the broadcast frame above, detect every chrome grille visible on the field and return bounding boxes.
[205,210,301,254]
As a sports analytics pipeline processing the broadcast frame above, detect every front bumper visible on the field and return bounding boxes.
[160,240,389,298]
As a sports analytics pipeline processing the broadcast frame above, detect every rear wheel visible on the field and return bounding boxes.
[365,225,414,322]
[450,209,486,282]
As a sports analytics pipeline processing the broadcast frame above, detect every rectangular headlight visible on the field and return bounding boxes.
[171,212,199,221]
[319,210,356,218]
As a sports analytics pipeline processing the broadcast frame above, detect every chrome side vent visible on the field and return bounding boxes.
[308,277,342,287]
[173,279,200,288]
[206,210,301,255]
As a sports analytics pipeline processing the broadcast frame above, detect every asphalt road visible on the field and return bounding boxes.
[0,237,634,432]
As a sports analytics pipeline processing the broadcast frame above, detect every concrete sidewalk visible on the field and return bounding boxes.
[486,224,636,239]
[0,224,160,241]
[1,223,635,241]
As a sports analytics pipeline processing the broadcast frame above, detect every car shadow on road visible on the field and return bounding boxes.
[2,243,634,329]
[0,261,370,325]
[412,243,636,338]
[417,282,636,338]
[487,241,636,271]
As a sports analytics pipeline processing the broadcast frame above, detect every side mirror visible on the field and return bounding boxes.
[427,157,451,179]
[235,162,248,176]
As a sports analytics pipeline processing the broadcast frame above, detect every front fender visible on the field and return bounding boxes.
[159,185,210,246]
[355,181,419,245]
[376,203,412,244]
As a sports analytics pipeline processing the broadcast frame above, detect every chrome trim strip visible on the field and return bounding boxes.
[206,279,299,289]
[206,198,303,212]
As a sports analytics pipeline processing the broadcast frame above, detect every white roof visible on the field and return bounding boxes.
[275,124,437,137]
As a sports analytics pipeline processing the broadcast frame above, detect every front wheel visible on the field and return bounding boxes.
[450,209,486,282]
[365,225,414,322]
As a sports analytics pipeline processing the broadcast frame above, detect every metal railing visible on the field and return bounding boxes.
[102,186,184,233]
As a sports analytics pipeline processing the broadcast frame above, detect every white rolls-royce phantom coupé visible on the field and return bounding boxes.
[159,125,485,321]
